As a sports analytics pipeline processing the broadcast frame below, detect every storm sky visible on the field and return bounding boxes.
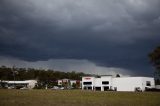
[0,0,160,76]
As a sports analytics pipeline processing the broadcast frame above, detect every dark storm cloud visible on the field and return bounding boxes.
[0,0,160,76]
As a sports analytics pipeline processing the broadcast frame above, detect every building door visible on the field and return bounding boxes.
[95,87,101,91]
[87,86,92,90]
[104,86,109,91]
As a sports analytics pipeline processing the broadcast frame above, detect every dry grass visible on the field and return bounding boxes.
[0,89,160,106]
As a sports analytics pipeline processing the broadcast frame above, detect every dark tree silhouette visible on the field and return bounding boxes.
[116,74,120,77]
[149,46,160,76]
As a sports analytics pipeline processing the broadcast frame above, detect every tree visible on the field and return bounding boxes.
[116,74,120,77]
[149,46,160,77]
[72,83,77,89]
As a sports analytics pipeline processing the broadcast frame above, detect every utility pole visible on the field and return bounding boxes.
[12,66,16,89]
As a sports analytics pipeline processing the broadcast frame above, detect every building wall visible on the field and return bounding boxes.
[58,80,62,86]
[101,76,112,91]
[82,76,113,91]
[70,80,76,87]
[141,77,155,91]
[112,77,143,91]
[82,77,95,90]
[94,78,101,87]
[112,77,155,91]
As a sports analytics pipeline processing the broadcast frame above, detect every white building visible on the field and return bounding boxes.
[82,75,155,92]
[57,79,82,88]
[155,85,160,89]
[3,80,37,89]
[70,80,77,86]
[57,79,70,86]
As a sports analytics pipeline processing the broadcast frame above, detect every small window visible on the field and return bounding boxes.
[83,82,92,85]
[146,81,151,86]
[102,81,109,85]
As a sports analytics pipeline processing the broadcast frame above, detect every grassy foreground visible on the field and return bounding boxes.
[0,89,160,106]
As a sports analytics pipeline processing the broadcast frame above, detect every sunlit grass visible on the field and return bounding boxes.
[0,89,160,106]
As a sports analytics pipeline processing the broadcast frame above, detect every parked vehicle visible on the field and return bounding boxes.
[60,87,64,90]
[51,86,59,90]
[20,87,29,90]
[8,86,15,89]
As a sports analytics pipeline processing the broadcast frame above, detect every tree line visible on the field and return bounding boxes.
[0,65,87,88]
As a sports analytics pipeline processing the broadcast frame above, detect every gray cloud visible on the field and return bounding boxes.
[0,56,134,76]
[0,0,160,76]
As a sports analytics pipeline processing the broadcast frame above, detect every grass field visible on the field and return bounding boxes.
[0,89,160,106]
